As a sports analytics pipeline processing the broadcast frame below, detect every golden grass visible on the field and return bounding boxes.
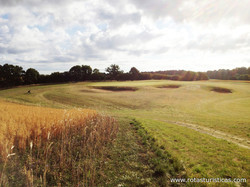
[0,100,118,186]
[0,100,95,152]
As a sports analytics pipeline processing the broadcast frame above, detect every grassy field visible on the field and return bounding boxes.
[0,80,249,185]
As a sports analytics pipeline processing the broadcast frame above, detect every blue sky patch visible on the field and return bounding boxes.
[98,23,108,31]
[66,25,86,35]
[1,14,9,20]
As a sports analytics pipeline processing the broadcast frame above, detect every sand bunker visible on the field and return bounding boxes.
[92,86,138,91]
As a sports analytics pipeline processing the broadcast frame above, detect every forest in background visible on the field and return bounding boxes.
[0,63,249,88]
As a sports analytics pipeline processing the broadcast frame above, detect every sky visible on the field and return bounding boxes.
[0,0,249,74]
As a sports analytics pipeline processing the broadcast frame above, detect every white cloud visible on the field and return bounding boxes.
[0,0,249,74]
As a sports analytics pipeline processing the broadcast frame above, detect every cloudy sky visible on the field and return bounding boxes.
[0,0,249,74]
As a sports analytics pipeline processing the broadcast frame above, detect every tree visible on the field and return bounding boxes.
[181,71,197,81]
[140,73,151,80]
[238,74,249,80]
[129,67,140,80]
[0,65,3,85]
[93,68,100,74]
[197,72,208,80]
[236,67,247,75]
[25,68,40,84]
[0,64,25,87]
[91,68,106,80]
[69,65,82,81]
[69,65,92,81]
[171,75,180,80]
[106,64,123,80]
[81,65,92,80]
[206,67,250,80]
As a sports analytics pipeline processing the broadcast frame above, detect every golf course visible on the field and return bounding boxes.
[0,79,249,186]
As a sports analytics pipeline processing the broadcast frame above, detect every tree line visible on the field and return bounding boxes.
[0,63,249,88]
[0,64,143,87]
[144,70,209,81]
[207,67,250,80]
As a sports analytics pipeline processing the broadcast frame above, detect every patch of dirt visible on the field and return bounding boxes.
[211,87,232,93]
[159,119,250,150]
[157,85,181,89]
[91,86,138,92]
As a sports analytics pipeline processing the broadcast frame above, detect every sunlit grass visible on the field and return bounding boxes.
[136,118,250,179]
[0,79,249,185]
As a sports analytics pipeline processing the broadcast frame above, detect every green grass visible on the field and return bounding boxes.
[0,80,249,185]
[136,118,249,179]
[99,117,186,186]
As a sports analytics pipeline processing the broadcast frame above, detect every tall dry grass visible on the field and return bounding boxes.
[0,100,118,186]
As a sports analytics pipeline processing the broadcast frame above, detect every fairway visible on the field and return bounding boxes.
[0,80,249,183]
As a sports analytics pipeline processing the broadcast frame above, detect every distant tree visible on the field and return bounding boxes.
[69,65,92,81]
[139,73,151,80]
[197,72,208,80]
[171,75,180,80]
[0,64,25,87]
[0,65,3,85]
[106,64,123,80]
[25,68,40,84]
[181,71,197,81]
[129,67,140,80]
[69,65,82,81]
[91,68,106,80]
[238,74,249,80]
[207,67,250,80]
[117,73,131,80]
[236,67,247,75]
[50,72,62,82]
[38,74,50,83]
[93,68,100,74]
[207,70,215,79]
[81,65,92,80]
[151,73,169,80]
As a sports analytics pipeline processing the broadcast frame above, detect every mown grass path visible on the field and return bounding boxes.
[158,119,250,149]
